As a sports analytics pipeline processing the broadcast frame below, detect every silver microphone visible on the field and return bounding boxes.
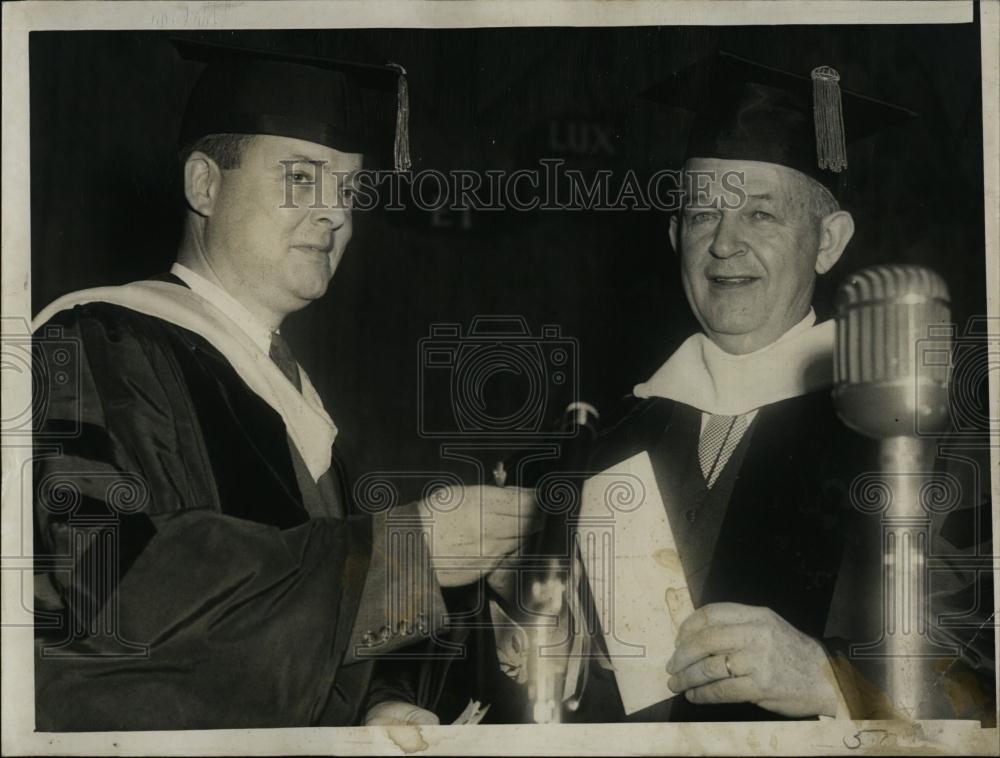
[832,264,955,718]
[833,264,951,437]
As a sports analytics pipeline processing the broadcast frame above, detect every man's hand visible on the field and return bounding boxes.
[418,485,539,588]
[665,602,841,718]
[364,700,439,726]
[482,551,521,603]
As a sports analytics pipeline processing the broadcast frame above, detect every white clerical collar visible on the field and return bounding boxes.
[633,309,835,416]
[171,262,274,354]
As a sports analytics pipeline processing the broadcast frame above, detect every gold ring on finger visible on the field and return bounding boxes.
[724,653,735,678]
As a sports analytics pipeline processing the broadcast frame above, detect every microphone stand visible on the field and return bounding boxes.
[492,402,599,723]
[833,264,958,718]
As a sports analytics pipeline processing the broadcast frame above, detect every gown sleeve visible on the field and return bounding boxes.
[32,304,444,730]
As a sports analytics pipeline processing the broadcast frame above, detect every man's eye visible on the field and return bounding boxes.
[751,210,774,221]
[689,211,718,224]
[290,172,313,183]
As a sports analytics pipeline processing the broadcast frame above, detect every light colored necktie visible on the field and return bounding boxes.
[698,413,749,488]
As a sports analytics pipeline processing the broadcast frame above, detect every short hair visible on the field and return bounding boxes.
[794,171,841,224]
[677,163,840,224]
[178,133,256,170]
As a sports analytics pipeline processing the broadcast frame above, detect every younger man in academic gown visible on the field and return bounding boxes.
[32,41,536,730]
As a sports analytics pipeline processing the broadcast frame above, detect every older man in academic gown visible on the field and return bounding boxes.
[497,52,994,724]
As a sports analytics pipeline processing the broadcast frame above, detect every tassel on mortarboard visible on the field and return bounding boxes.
[640,51,917,193]
[811,66,847,173]
[387,62,411,172]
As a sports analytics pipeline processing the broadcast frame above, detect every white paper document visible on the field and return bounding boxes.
[578,451,696,714]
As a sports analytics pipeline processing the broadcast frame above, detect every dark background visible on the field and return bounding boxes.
[30,22,987,489]
[29,21,989,721]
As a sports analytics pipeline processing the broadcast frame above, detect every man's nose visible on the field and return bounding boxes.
[310,179,348,229]
[708,213,746,259]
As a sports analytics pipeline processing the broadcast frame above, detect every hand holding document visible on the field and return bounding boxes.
[579,451,696,715]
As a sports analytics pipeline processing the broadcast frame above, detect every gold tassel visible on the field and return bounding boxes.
[811,66,847,173]
[387,62,411,172]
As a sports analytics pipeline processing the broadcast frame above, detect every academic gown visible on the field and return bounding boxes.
[566,391,994,723]
[32,293,444,730]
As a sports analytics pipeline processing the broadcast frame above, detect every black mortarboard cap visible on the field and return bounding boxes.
[641,51,916,193]
[174,38,411,170]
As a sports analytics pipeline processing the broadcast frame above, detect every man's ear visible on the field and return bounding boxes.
[184,152,222,218]
[669,214,680,254]
[815,210,854,275]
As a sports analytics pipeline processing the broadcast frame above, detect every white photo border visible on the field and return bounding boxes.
[2,1,996,755]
